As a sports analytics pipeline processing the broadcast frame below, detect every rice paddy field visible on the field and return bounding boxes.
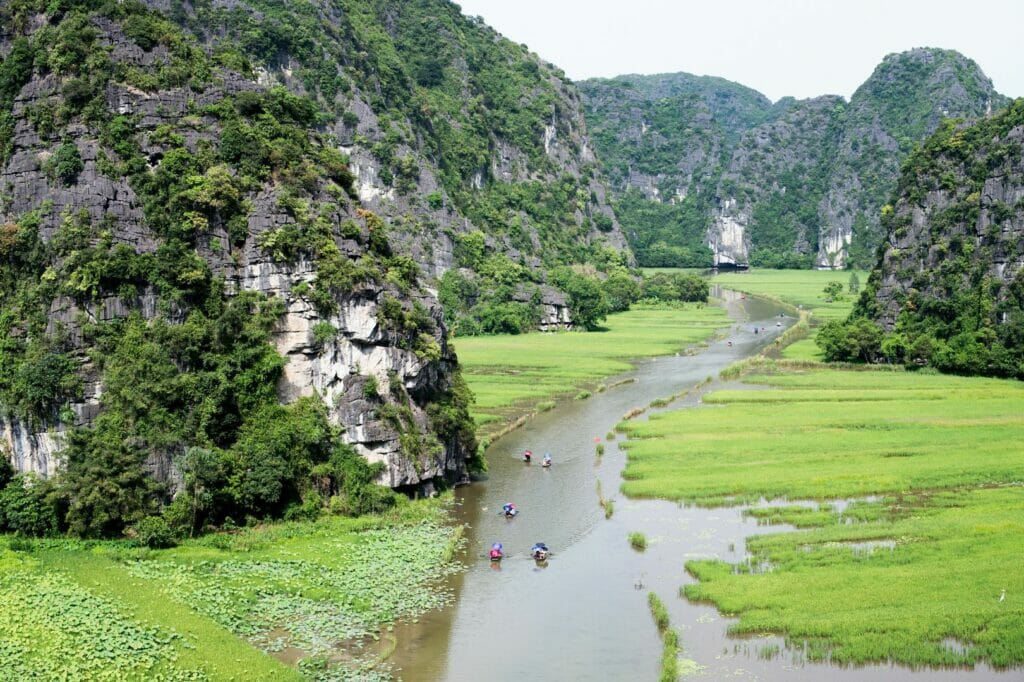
[617,365,1024,667]
[453,303,729,431]
[708,268,869,320]
[0,500,462,681]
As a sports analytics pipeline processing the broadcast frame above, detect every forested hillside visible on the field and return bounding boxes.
[582,48,1007,269]
[0,0,630,538]
[820,98,1024,377]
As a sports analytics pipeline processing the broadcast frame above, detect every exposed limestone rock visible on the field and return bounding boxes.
[709,199,750,267]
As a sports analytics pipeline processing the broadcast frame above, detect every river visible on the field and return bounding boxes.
[389,293,1017,681]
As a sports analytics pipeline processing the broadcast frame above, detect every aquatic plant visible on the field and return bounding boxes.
[574,390,592,401]
[647,591,669,632]
[660,628,680,682]
[628,532,647,550]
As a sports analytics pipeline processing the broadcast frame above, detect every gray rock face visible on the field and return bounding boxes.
[871,113,1024,332]
[0,8,474,492]
[712,96,845,265]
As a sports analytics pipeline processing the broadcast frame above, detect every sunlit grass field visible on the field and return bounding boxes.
[454,303,729,428]
[0,500,460,681]
[709,269,868,320]
[779,336,823,361]
[618,367,1024,666]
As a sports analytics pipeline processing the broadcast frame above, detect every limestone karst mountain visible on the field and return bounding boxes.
[849,98,1024,377]
[580,48,1008,270]
[0,0,628,532]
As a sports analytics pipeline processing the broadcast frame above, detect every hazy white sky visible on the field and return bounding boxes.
[454,0,1024,101]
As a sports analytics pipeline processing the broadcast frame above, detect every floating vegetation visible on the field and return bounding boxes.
[628,532,647,551]
[28,515,464,680]
[574,390,592,401]
[649,397,669,408]
[535,400,556,412]
[595,443,605,456]
[0,568,206,680]
[606,431,616,440]
[647,591,682,682]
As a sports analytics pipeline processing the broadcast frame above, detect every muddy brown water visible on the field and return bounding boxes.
[390,293,1018,681]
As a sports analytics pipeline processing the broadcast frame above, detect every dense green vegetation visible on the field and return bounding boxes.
[455,303,728,432]
[580,72,779,268]
[618,366,1024,666]
[827,99,1024,378]
[0,0,478,540]
[439,260,707,336]
[173,0,626,296]
[0,499,462,680]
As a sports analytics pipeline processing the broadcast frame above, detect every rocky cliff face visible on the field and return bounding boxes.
[3,1,607,492]
[712,96,845,266]
[862,99,1024,349]
[582,49,1007,270]
[818,48,1004,269]
[579,72,777,266]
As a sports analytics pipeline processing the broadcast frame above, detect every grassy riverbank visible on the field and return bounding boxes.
[708,269,868,320]
[618,365,1024,667]
[454,303,729,433]
[0,499,462,681]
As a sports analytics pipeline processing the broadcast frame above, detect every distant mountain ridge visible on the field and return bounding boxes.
[580,48,1009,269]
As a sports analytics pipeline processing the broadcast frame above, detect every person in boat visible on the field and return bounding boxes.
[542,453,552,467]
[502,502,517,517]
[530,542,549,560]
[489,542,503,561]
[523,449,532,462]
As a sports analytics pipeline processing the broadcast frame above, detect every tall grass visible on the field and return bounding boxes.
[648,591,681,681]
[648,591,670,632]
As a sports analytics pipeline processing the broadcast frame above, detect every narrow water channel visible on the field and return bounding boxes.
[390,294,1016,681]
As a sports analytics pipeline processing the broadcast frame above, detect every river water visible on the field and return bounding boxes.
[390,294,1018,681]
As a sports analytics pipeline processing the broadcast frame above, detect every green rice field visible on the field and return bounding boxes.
[709,269,868,320]
[0,500,461,681]
[618,366,1024,666]
[454,303,729,430]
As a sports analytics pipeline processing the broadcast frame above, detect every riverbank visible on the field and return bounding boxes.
[707,268,868,321]
[0,498,461,681]
[391,294,797,681]
[453,302,730,436]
